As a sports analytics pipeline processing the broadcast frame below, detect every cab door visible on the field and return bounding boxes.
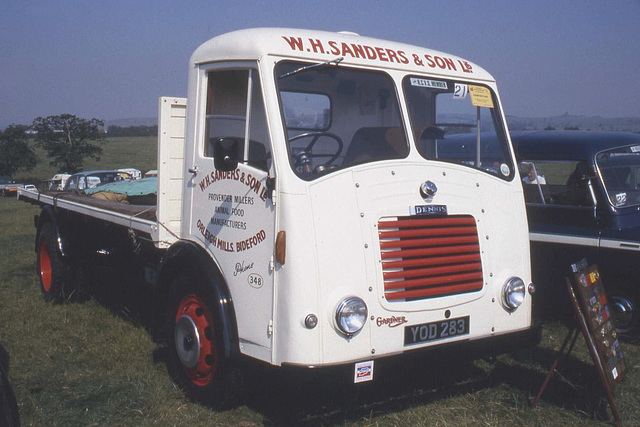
[187,67,276,360]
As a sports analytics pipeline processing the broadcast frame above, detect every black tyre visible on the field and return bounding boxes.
[37,222,74,303]
[0,367,19,427]
[609,290,639,341]
[165,272,242,408]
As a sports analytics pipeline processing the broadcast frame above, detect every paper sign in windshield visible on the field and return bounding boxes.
[468,85,494,108]
[410,78,447,90]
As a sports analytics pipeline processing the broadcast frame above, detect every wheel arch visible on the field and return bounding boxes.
[35,205,66,257]
[153,240,240,358]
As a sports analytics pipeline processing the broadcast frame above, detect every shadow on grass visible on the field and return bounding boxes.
[78,262,154,331]
[76,265,614,425]
[235,345,611,426]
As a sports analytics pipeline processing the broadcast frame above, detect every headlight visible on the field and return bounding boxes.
[503,277,526,310]
[335,296,368,336]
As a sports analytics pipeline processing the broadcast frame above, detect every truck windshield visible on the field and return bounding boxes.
[597,146,640,208]
[402,76,514,180]
[276,61,408,179]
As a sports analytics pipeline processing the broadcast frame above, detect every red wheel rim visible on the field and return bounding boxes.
[175,294,218,386]
[39,240,53,292]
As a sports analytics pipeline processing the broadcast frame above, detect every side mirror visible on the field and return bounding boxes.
[212,137,240,171]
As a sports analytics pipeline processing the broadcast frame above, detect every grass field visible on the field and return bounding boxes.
[1,137,639,425]
[13,136,158,185]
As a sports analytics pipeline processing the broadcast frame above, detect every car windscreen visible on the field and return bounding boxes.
[276,60,408,180]
[402,76,514,180]
[597,145,640,208]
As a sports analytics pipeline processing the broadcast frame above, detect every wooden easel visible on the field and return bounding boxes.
[531,261,626,425]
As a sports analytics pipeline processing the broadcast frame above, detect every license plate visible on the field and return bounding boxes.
[404,316,470,346]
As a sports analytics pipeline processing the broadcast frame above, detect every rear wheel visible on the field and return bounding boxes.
[609,290,639,341]
[165,272,242,408]
[37,223,73,303]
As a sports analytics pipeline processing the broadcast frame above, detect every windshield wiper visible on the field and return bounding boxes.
[279,57,344,79]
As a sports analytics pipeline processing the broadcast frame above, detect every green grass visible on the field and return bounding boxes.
[1,137,639,425]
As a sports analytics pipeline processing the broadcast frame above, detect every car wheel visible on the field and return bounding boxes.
[165,272,242,408]
[609,291,639,341]
[37,223,74,303]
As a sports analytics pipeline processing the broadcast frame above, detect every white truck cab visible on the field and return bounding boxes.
[20,28,538,407]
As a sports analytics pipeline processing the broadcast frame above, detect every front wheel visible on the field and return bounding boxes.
[165,272,242,408]
[609,291,639,341]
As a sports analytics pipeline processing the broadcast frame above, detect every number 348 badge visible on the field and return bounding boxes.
[248,273,264,288]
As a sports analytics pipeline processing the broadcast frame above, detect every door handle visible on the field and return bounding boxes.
[188,166,199,176]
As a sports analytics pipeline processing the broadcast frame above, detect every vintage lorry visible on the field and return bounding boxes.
[18,28,538,406]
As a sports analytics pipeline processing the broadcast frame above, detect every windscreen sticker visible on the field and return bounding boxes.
[410,78,447,89]
[630,145,640,153]
[454,83,468,99]
[615,192,627,206]
[468,85,494,108]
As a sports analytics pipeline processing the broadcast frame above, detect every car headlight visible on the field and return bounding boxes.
[503,277,526,310]
[335,296,368,336]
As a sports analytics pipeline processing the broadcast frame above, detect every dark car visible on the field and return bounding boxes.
[512,130,640,340]
[62,170,127,191]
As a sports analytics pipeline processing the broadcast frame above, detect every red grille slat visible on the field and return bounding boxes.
[380,244,480,261]
[383,262,482,282]
[384,271,483,290]
[380,216,476,229]
[379,235,478,250]
[385,281,485,301]
[383,253,480,269]
[380,225,475,240]
[378,215,484,302]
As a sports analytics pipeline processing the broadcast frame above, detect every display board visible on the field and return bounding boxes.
[570,260,626,389]
[532,259,625,425]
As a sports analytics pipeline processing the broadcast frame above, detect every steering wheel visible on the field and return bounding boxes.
[288,132,344,167]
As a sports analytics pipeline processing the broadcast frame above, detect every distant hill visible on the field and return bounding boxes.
[506,113,640,133]
[104,114,640,133]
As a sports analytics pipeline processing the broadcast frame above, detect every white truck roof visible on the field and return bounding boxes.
[190,28,494,82]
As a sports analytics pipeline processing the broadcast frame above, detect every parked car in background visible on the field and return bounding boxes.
[0,176,25,197]
[48,173,71,191]
[512,130,640,340]
[63,170,127,191]
[117,168,142,179]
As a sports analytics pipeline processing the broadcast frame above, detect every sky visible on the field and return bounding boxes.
[1,1,639,129]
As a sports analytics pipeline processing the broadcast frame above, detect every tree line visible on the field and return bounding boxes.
[0,115,156,177]
[107,125,157,137]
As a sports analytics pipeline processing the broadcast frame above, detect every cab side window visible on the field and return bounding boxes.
[519,160,594,207]
[204,69,271,172]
